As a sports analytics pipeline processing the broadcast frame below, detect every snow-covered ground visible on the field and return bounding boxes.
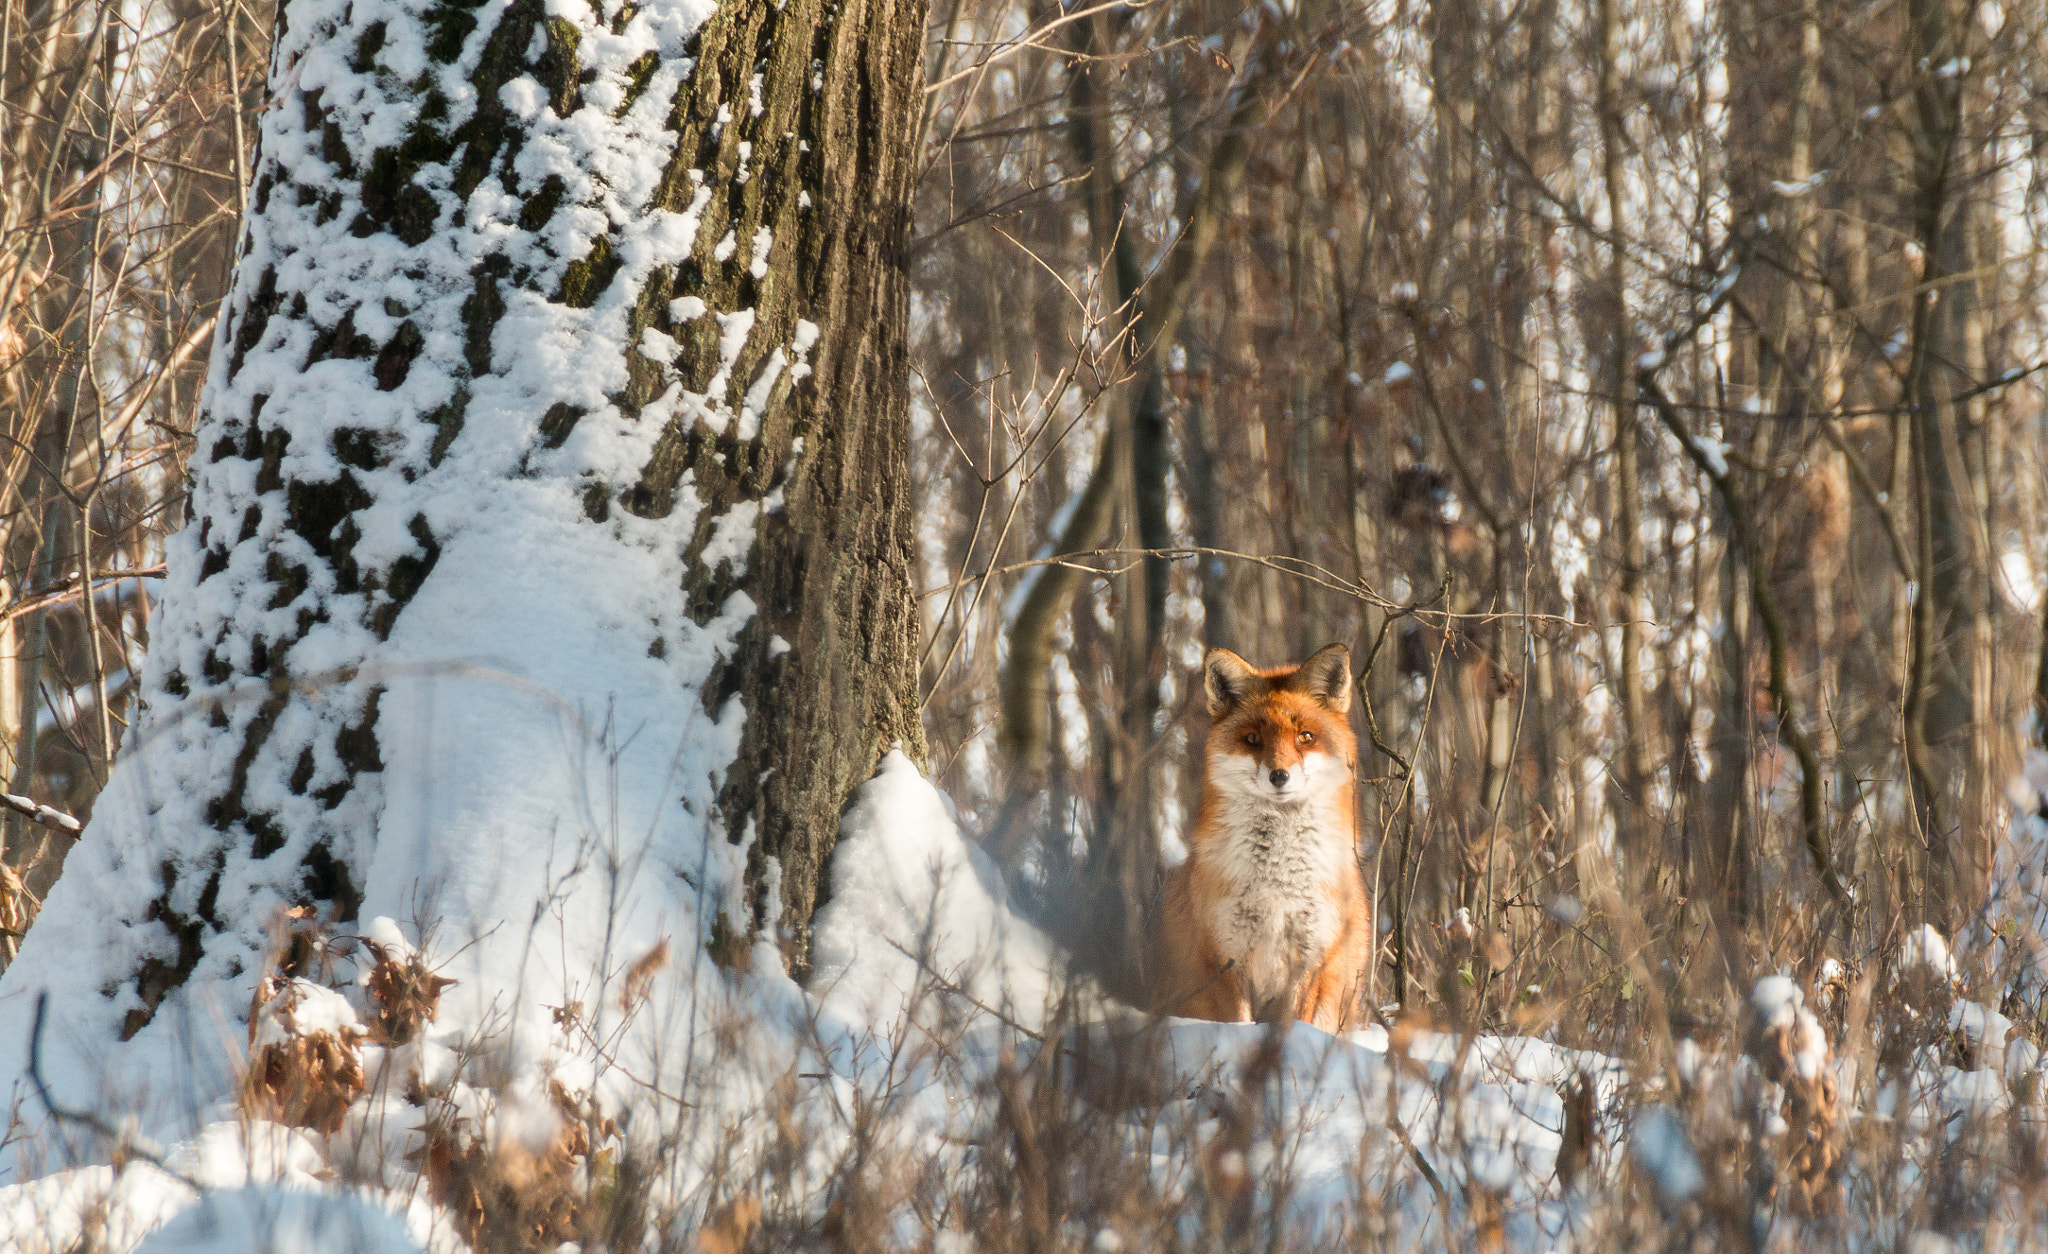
[8,742,2048,1251]
[0,744,1625,1250]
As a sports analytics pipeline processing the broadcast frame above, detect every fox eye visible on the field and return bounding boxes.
[1297,731,1316,746]
[1243,732,1261,748]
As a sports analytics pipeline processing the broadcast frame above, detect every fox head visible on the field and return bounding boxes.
[1202,644,1357,807]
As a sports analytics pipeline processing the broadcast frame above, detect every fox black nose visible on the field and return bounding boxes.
[1269,769,1290,788]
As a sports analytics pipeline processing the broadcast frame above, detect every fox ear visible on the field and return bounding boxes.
[1204,649,1260,717]
[1293,644,1353,713]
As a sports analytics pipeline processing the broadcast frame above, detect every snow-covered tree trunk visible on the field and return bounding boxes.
[3,0,926,1104]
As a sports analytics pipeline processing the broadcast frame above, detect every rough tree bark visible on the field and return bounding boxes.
[623,0,932,966]
[1,0,929,1071]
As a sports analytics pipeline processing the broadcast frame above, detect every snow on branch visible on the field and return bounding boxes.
[0,793,83,835]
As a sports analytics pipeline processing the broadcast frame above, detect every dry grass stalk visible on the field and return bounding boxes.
[1197,1023,1287,1240]
[1555,1073,1596,1192]
[994,1051,1052,1251]
[0,863,35,960]
[1467,1179,1508,1254]
[1748,982,1845,1215]
[620,935,671,1012]
[1779,1058,1843,1215]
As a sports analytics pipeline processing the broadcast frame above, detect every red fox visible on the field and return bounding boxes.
[1157,644,1371,1031]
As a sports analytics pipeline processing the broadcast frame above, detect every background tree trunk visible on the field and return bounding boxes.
[987,15,1268,999]
[1903,0,1988,913]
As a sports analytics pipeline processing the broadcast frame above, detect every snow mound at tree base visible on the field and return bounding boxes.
[810,750,1059,1030]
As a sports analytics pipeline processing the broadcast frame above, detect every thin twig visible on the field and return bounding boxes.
[937,544,1585,629]
[0,565,166,624]
[29,991,204,1189]
[923,0,1155,97]
[1637,367,1848,908]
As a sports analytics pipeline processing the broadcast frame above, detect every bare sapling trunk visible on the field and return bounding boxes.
[1902,0,1988,914]
[1594,0,1655,869]
[995,19,1263,811]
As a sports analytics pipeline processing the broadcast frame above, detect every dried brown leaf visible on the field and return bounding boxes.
[621,936,671,1011]
[696,1195,761,1254]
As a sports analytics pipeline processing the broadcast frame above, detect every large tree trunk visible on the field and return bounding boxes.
[2,0,927,1105]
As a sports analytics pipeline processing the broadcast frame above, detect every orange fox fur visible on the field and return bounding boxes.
[1157,644,1371,1032]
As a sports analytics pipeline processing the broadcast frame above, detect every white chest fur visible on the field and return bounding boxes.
[1201,789,1352,1015]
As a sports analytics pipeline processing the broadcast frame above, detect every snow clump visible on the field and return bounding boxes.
[810,750,1058,1030]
